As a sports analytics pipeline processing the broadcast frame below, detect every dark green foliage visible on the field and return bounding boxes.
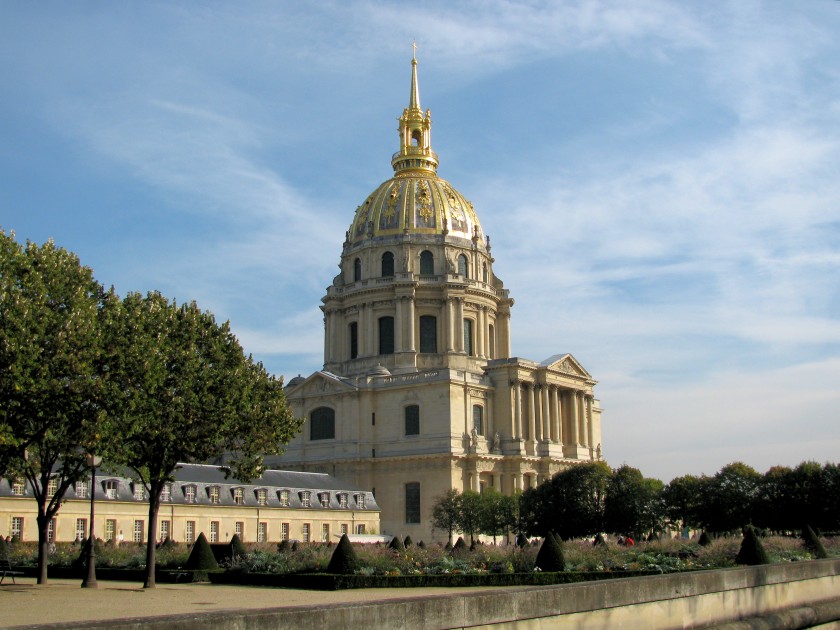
[535,532,565,572]
[451,537,467,553]
[417,541,425,549]
[516,533,528,548]
[802,525,828,559]
[735,526,769,565]
[185,533,219,571]
[443,541,452,551]
[278,540,291,553]
[291,541,299,552]
[604,465,665,538]
[388,536,405,551]
[698,531,711,546]
[230,534,246,558]
[593,533,606,546]
[326,534,359,575]
[403,535,414,548]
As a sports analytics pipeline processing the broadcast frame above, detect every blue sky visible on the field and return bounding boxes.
[2,1,839,483]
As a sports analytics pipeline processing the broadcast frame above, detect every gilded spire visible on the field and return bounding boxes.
[392,49,438,175]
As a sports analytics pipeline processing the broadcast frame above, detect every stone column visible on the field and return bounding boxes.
[541,385,550,442]
[569,391,580,445]
[552,387,562,445]
[513,381,522,439]
[406,296,416,352]
[394,297,403,353]
[455,298,465,353]
[366,303,375,356]
[527,383,537,443]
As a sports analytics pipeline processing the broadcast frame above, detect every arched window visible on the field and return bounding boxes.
[463,319,474,356]
[405,405,420,436]
[419,250,434,275]
[310,407,335,440]
[379,316,394,355]
[457,254,468,278]
[381,252,394,277]
[349,322,358,359]
[482,262,488,283]
[473,405,484,436]
[353,258,362,282]
[419,315,437,353]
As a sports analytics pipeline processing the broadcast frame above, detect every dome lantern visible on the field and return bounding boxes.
[392,51,438,175]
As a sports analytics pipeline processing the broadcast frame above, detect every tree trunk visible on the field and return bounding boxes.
[143,484,162,589]
[36,506,49,585]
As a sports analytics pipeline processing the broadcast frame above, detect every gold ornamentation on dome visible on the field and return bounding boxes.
[416,180,433,222]
[384,183,400,220]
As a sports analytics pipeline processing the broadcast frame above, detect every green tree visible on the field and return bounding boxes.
[479,488,519,544]
[456,490,484,545]
[754,465,797,532]
[702,462,761,534]
[604,465,664,537]
[99,291,301,588]
[0,232,111,584]
[431,489,461,544]
[662,474,705,531]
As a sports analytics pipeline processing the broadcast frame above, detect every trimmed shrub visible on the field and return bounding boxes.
[698,531,711,546]
[230,534,247,558]
[403,535,414,548]
[593,533,606,546]
[417,541,426,549]
[451,537,467,553]
[535,532,565,572]
[388,536,405,551]
[185,533,220,571]
[443,541,453,551]
[802,525,828,559]
[326,534,359,575]
[516,533,528,548]
[735,526,769,566]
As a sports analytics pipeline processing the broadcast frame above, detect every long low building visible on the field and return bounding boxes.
[0,463,380,544]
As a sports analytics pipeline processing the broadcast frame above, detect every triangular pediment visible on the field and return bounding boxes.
[286,371,357,398]
[540,353,592,379]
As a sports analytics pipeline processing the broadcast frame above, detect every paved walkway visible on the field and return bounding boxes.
[0,578,499,628]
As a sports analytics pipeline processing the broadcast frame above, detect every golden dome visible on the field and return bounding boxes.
[346,54,486,248]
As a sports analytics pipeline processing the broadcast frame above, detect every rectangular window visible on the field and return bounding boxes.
[473,404,484,436]
[310,407,336,440]
[419,315,437,353]
[340,524,348,535]
[133,484,145,501]
[278,489,290,507]
[257,522,267,543]
[161,483,172,502]
[301,491,311,508]
[185,521,195,544]
[233,487,244,505]
[47,477,58,497]
[349,322,358,359]
[356,494,366,510]
[11,479,25,496]
[210,521,219,543]
[405,482,421,524]
[320,492,330,508]
[11,516,24,540]
[338,493,348,508]
[105,519,116,542]
[105,480,118,499]
[405,404,420,436]
[302,523,311,543]
[209,486,220,504]
[235,522,244,539]
[184,485,196,503]
[256,489,267,506]
[321,523,329,542]
[463,318,474,356]
[378,316,394,355]
[133,520,144,543]
[281,523,289,541]
[75,518,88,542]
[159,520,170,542]
[356,524,366,535]
[47,518,56,542]
[75,480,88,499]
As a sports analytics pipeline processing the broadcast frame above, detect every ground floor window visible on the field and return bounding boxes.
[159,520,170,543]
[11,516,24,540]
[235,522,244,539]
[257,522,267,543]
[281,523,289,541]
[75,518,87,542]
[356,524,366,535]
[185,521,195,544]
[105,519,116,542]
[340,524,348,535]
[322,523,329,542]
[405,482,421,524]
[302,523,311,543]
[133,520,144,543]
[210,521,219,543]
[47,518,56,542]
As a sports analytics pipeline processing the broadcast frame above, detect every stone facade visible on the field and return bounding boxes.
[269,55,603,542]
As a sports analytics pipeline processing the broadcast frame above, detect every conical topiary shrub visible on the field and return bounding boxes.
[593,533,606,546]
[277,539,291,553]
[327,534,359,575]
[388,535,405,551]
[735,526,769,566]
[802,524,828,559]
[418,540,426,549]
[230,533,247,559]
[534,532,565,572]
[698,531,711,546]
[516,533,528,548]
[444,540,453,551]
[451,537,467,554]
[403,535,414,548]
[185,533,220,571]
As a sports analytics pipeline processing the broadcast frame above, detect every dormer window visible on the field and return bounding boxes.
[75,480,89,499]
[183,484,197,504]
[208,486,220,504]
[256,488,267,506]
[300,491,311,508]
[278,489,290,507]
[161,483,172,503]
[104,480,119,500]
[338,493,348,509]
[355,493,366,510]
[319,492,330,508]
[233,487,244,505]
[133,483,145,501]
[11,479,25,496]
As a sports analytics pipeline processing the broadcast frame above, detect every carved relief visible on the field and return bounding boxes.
[416,180,433,222]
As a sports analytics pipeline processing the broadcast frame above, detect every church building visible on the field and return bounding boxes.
[271,55,603,542]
